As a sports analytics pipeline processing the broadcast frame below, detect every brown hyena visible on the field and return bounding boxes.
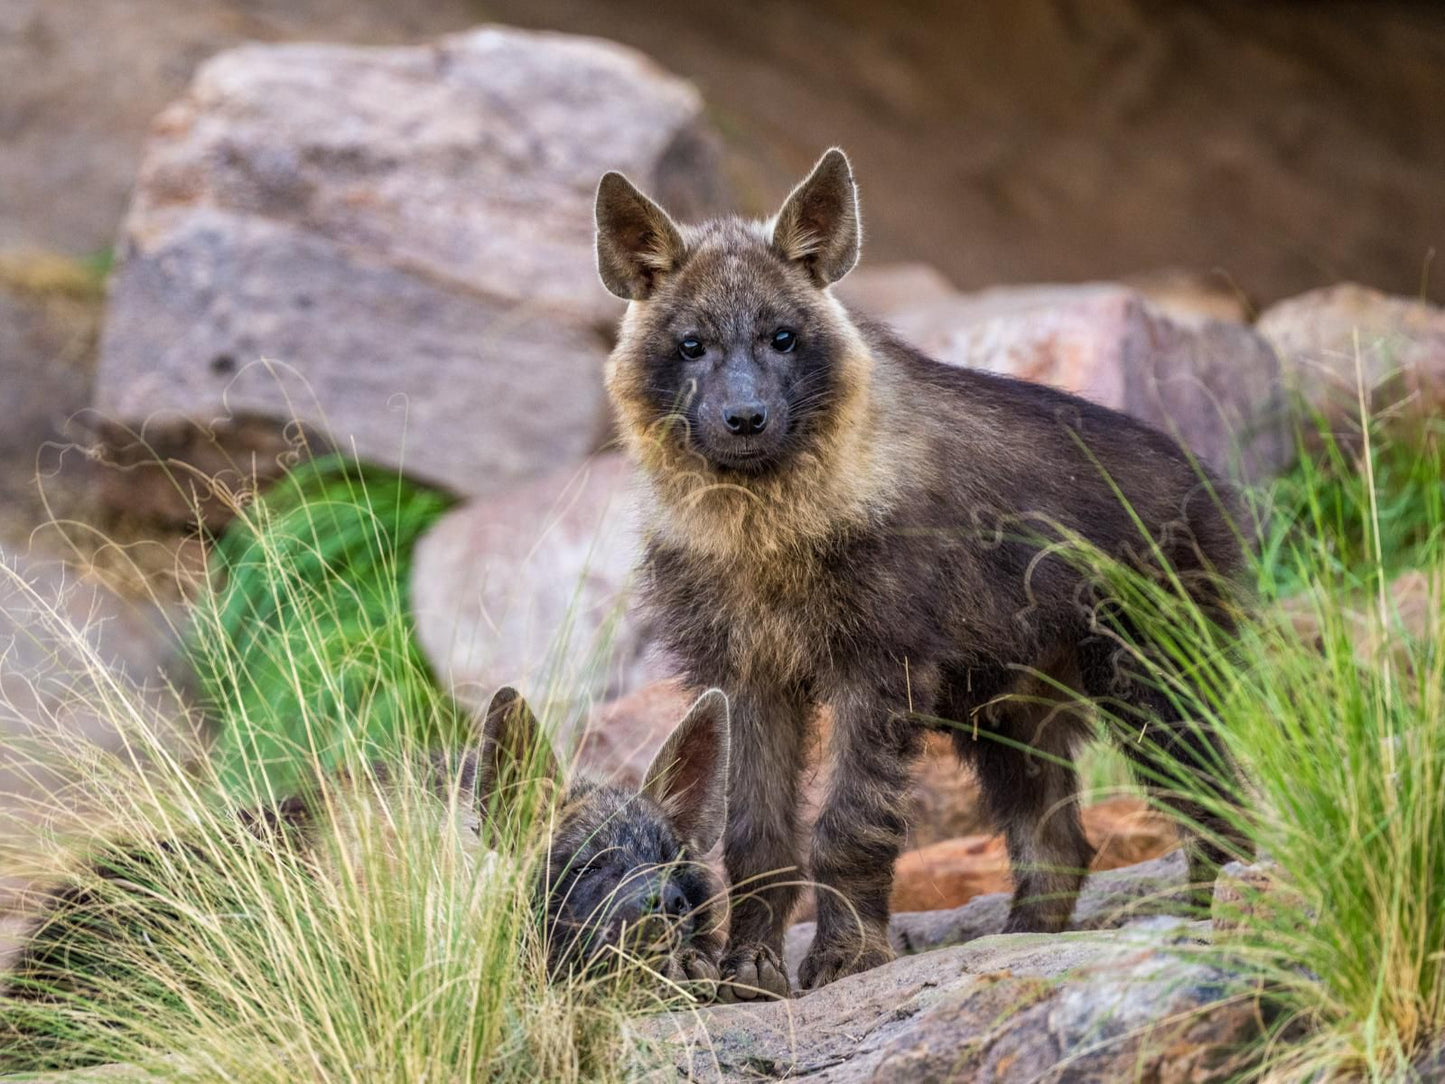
[594,148,1249,1000]
[2,689,729,1067]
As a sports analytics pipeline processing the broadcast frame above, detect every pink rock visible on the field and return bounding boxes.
[1257,282,1445,434]
[409,454,657,714]
[887,283,1291,484]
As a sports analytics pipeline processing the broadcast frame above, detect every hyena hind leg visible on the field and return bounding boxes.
[1084,639,1254,910]
[959,705,1096,935]
[1114,698,1253,909]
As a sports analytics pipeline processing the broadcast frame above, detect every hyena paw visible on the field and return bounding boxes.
[663,945,721,998]
[797,935,894,991]
[716,942,790,1003]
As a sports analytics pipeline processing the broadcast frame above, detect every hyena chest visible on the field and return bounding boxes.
[647,542,884,685]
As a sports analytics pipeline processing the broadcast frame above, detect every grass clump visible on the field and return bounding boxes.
[1,456,670,1081]
[1075,410,1444,1081]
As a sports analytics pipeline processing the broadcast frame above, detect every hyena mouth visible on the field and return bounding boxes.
[553,915,692,975]
[696,438,787,475]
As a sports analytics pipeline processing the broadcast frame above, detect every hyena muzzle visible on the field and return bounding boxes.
[595,148,1250,1000]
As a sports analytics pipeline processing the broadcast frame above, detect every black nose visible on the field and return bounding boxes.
[644,882,689,918]
[721,402,768,436]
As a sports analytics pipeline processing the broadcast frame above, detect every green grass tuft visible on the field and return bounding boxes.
[191,455,464,799]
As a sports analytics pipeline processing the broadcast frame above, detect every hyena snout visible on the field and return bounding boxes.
[721,400,768,436]
[611,873,690,930]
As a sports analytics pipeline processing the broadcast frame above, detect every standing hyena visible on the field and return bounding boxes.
[594,148,1248,1000]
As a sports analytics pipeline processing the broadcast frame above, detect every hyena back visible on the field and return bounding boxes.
[595,148,1248,999]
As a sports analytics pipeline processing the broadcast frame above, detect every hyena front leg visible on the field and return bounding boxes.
[716,679,812,1003]
[799,670,935,991]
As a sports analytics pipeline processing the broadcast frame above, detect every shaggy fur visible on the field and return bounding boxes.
[596,149,1248,1000]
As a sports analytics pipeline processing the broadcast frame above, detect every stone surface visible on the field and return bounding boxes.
[93,26,724,498]
[890,797,1177,913]
[785,851,1192,982]
[410,454,653,715]
[1257,283,1445,435]
[635,914,1262,1082]
[883,283,1292,484]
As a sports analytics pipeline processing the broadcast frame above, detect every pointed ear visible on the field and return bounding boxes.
[595,171,687,300]
[475,686,561,821]
[770,148,860,286]
[640,689,730,853]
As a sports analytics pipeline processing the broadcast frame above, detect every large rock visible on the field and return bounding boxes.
[0,0,481,255]
[1257,283,1445,436]
[410,454,653,714]
[94,26,724,499]
[635,913,1264,1082]
[881,283,1292,484]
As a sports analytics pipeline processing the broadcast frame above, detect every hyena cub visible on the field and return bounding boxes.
[596,149,1248,999]
[2,688,729,1057]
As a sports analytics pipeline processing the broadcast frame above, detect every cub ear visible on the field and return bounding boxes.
[640,689,730,853]
[595,171,687,300]
[770,147,860,287]
[475,686,561,822]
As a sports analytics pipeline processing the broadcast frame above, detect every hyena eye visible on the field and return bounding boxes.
[678,337,706,360]
[770,328,798,353]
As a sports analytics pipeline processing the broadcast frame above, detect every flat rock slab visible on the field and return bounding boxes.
[633,922,1261,1082]
[94,26,724,498]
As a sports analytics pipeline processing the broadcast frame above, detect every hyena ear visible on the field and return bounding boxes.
[640,689,730,853]
[770,147,860,287]
[595,171,687,300]
[475,686,561,822]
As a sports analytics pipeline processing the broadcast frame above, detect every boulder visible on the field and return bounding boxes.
[890,796,1177,913]
[93,26,725,500]
[635,909,1263,1082]
[1257,283,1445,436]
[0,0,481,255]
[882,283,1292,484]
[409,454,653,714]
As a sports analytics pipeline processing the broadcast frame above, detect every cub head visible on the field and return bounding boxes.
[477,687,728,980]
[596,149,863,477]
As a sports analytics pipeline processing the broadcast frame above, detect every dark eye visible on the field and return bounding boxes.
[770,328,797,353]
[678,337,705,360]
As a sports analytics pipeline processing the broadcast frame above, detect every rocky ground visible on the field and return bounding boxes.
[2,7,1444,1079]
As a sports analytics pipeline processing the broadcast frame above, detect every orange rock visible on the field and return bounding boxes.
[890,797,1177,913]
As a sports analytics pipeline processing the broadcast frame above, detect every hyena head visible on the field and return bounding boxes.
[595,149,867,479]
[476,687,728,979]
